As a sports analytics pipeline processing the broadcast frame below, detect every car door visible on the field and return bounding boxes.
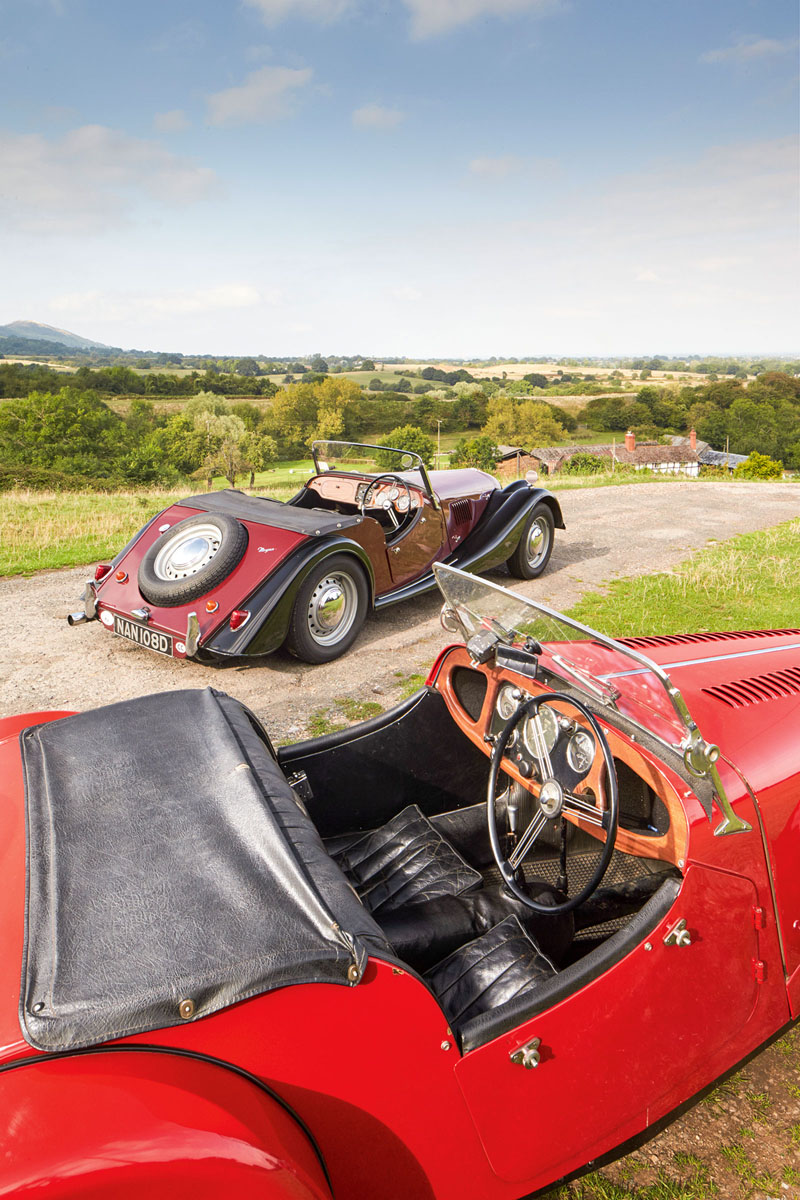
[386,501,447,588]
[453,864,763,1186]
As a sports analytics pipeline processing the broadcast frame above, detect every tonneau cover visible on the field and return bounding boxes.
[180,489,362,535]
[20,688,385,1052]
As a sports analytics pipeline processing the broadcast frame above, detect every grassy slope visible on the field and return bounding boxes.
[567,517,800,634]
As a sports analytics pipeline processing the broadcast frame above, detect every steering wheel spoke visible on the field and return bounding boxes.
[562,790,605,829]
[507,809,548,871]
[487,692,619,916]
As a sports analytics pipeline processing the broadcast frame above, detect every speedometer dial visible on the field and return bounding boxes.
[567,729,595,774]
[522,705,559,759]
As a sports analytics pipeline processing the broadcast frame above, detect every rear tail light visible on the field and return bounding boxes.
[205,599,219,613]
[115,569,128,583]
[95,564,111,581]
[229,609,250,631]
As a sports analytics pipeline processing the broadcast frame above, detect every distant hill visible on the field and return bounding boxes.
[0,320,111,351]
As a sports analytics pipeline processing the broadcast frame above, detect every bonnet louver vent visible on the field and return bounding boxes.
[620,630,800,650]
[449,499,472,527]
[702,667,800,709]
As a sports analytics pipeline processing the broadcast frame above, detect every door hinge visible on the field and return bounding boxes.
[510,1038,541,1069]
[753,959,766,983]
[752,906,766,930]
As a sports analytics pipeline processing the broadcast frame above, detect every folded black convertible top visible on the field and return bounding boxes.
[180,489,362,535]
[19,688,387,1052]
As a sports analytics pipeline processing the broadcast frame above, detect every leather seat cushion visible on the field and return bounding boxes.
[424,914,557,1031]
[379,882,574,973]
[333,804,482,916]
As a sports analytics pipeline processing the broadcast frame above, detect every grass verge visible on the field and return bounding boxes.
[0,489,185,576]
[565,517,800,635]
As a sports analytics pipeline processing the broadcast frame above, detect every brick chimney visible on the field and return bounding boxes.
[625,429,635,452]
[689,428,697,450]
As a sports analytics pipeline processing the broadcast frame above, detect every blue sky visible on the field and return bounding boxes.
[1,0,797,356]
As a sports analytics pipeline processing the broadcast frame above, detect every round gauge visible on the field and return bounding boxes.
[496,683,524,721]
[396,494,410,511]
[389,487,398,500]
[567,729,595,774]
[522,705,559,759]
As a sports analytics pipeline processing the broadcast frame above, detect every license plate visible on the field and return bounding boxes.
[113,615,174,656]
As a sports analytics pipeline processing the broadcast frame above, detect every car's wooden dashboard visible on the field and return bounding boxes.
[305,472,424,513]
[431,645,689,867]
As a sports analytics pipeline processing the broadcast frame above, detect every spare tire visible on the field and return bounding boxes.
[137,513,248,607]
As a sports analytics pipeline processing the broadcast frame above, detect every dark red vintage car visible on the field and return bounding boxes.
[68,439,564,663]
[6,564,798,1199]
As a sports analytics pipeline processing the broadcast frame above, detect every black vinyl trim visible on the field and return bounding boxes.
[0,1042,334,1196]
[206,536,375,657]
[459,875,681,1052]
[279,688,426,762]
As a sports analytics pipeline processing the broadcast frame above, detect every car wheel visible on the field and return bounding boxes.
[137,513,248,607]
[286,555,369,664]
[506,503,555,579]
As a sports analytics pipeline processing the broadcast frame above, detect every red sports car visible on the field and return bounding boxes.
[68,439,564,663]
[6,564,798,1198]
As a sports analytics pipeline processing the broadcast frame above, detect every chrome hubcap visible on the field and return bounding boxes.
[307,573,358,646]
[526,518,550,567]
[154,524,222,581]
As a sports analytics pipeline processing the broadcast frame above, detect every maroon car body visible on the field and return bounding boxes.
[67,440,564,663]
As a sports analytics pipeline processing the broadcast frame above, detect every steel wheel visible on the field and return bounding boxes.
[153,523,223,581]
[306,571,360,648]
[286,554,369,664]
[507,503,555,579]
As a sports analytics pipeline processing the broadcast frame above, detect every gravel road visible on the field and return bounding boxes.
[1,480,797,740]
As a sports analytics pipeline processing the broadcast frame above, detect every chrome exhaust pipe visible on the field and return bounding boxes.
[67,611,88,626]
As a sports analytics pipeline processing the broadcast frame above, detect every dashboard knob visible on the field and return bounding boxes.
[515,755,532,779]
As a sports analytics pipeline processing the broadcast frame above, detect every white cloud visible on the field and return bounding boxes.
[50,284,272,320]
[634,270,660,283]
[469,155,522,178]
[701,35,798,64]
[352,103,405,130]
[154,109,190,133]
[0,125,217,234]
[402,0,558,39]
[243,0,353,24]
[207,65,312,126]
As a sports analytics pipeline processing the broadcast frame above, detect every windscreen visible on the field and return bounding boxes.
[434,563,696,748]
[312,440,424,478]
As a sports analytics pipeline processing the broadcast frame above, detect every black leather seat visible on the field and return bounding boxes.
[332,804,482,917]
[424,915,557,1032]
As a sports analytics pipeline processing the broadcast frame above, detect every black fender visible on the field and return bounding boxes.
[448,483,564,575]
[205,536,376,658]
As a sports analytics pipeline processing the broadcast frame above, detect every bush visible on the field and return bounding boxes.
[0,465,130,492]
[450,435,498,471]
[377,425,435,468]
[560,453,607,476]
[733,451,784,480]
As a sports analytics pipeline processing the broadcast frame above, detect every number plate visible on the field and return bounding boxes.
[113,615,174,656]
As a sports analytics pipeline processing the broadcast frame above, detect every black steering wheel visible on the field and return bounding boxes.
[487,692,619,915]
[360,474,413,531]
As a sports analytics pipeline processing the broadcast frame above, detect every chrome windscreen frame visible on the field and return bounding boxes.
[434,563,750,837]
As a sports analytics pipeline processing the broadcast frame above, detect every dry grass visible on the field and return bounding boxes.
[0,489,185,576]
